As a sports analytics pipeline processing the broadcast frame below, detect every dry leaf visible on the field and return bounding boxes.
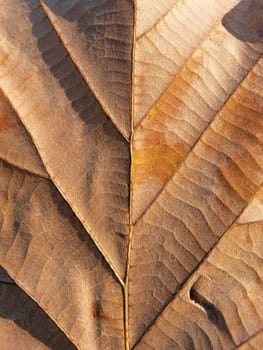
[0,268,76,350]
[0,0,262,349]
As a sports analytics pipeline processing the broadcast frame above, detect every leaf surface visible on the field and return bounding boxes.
[129,55,263,345]
[134,0,243,126]
[0,1,263,349]
[0,269,76,350]
[134,218,263,349]
[0,160,124,349]
[0,89,47,178]
[39,0,134,139]
[135,0,178,38]
[237,331,263,350]
[132,16,263,221]
[0,0,130,279]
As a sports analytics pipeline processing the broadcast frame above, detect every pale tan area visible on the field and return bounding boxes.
[134,0,241,126]
[136,0,178,38]
[239,187,263,224]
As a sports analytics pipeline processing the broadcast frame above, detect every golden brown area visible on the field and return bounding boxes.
[132,50,203,190]
[0,93,16,132]
[133,132,187,185]
[257,188,263,202]
[92,300,110,320]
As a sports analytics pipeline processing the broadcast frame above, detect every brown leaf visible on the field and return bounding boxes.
[135,219,263,349]
[0,272,76,350]
[129,55,263,345]
[0,159,125,349]
[237,331,263,350]
[0,89,47,178]
[0,1,262,349]
[0,0,130,279]
[39,0,133,139]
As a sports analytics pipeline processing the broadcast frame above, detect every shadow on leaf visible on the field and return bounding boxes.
[0,281,76,349]
[222,0,263,43]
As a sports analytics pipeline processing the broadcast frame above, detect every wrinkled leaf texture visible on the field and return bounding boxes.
[0,0,263,349]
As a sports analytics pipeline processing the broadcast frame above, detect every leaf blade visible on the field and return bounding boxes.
[0,88,47,178]
[132,5,263,221]
[136,0,179,39]
[0,0,130,279]
[0,279,76,350]
[129,56,263,345]
[134,218,263,349]
[134,0,241,126]
[0,160,125,349]
[40,0,134,140]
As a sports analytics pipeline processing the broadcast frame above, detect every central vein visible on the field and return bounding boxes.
[124,0,137,349]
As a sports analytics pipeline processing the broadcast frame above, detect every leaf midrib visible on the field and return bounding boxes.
[124,0,137,348]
